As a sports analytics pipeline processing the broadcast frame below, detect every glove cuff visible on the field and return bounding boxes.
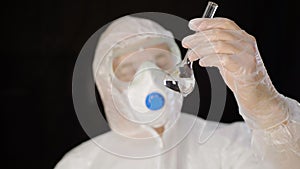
[238,94,290,130]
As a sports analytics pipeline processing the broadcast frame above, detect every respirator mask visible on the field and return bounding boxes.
[110,46,192,128]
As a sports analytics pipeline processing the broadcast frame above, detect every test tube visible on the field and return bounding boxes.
[180,1,218,73]
[202,1,218,18]
[164,1,218,95]
[179,1,218,78]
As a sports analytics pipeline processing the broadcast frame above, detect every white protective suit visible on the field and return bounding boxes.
[55,16,300,169]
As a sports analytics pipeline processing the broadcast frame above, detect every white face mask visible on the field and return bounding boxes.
[111,61,183,128]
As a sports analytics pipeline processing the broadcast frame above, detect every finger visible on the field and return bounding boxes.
[198,54,228,68]
[186,40,245,62]
[198,54,241,71]
[199,52,254,74]
[182,29,249,49]
[189,17,241,32]
[186,50,202,62]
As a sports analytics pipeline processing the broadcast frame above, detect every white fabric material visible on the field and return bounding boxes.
[55,111,300,169]
[92,16,182,138]
[55,16,300,169]
[55,113,263,169]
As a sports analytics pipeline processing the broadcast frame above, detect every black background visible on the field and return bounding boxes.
[2,0,299,168]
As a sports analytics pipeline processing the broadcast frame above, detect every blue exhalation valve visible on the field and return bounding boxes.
[145,92,165,111]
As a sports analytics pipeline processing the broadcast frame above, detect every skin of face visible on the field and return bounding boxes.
[112,43,176,82]
[112,43,176,135]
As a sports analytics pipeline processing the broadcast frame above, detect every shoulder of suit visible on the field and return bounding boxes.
[54,132,114,169]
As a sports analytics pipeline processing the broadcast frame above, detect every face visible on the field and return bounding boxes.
[112,43,178,82]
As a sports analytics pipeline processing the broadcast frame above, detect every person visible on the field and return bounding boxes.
[55,16,300,169]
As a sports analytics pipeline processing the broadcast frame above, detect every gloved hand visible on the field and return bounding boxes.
[182,18,289,129]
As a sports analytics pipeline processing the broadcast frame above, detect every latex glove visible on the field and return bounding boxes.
[182,18,289,129]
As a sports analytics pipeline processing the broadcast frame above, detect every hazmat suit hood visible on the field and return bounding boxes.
[92,16,183,138]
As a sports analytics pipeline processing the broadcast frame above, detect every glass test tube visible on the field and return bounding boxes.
[164,1,218,96]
